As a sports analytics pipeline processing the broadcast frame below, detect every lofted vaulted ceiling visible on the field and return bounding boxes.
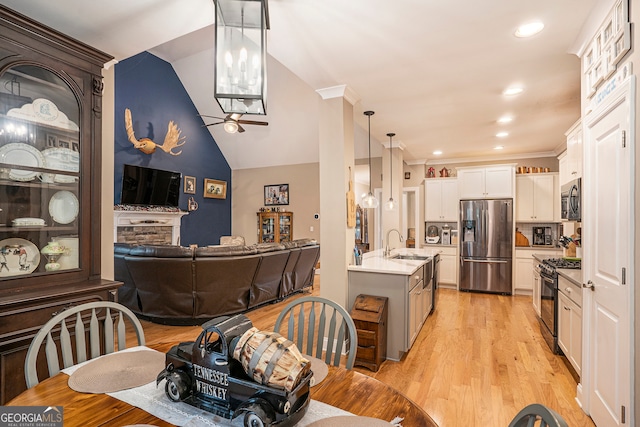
[1,0,603,170]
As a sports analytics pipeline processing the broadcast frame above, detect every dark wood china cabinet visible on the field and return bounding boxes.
[0,5,119,403]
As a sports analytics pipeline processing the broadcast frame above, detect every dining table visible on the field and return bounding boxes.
[7,343,438,427]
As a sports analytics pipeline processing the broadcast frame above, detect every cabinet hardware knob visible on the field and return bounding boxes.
[566,287,571,293]
[583,280,595,291]
[564,306,570,310]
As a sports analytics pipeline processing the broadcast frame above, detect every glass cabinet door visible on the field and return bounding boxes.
[278,213,291,242]
[0,65,80,280]
[260,215,275,243]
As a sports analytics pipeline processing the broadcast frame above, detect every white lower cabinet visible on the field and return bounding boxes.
[438,246,457,287]
[515,256,534,293]
[557,275,582,377]
[532,265,541,317]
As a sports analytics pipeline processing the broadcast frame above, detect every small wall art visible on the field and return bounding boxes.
[264,184,289,206]
[204,178,227,199]
[184,176,196,194]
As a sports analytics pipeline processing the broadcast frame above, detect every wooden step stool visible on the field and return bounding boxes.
[350,294,388,372]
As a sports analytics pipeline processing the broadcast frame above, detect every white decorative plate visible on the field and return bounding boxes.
[0,238,40,277]
[0,143,45,181]
[49,190,79,224]
[41,147,79,183]
[12,217,46,226]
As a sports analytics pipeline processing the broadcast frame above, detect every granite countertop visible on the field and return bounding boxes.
[347,248,440,275]
[557,269,583,286]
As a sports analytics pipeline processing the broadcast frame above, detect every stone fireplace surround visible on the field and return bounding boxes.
[114,208,188,245]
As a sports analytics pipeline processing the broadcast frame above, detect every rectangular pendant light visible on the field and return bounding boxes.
[213,0,269,115]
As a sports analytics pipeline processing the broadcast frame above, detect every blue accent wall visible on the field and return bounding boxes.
[114,52,231,246]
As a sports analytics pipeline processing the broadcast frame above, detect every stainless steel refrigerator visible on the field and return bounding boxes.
[459,199,513,294]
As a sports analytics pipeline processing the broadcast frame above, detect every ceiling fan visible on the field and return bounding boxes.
[200,113,268,134]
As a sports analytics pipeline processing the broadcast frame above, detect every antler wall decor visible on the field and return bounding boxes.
[124,108,186,155]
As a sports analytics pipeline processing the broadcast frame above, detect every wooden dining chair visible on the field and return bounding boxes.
[274,296,358,369]
[508,403,569,427]
[25,301,146,388]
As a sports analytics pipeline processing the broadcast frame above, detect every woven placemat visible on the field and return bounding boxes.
[306,415,393,426]
[308,356,328,387]
[68,349,166,394]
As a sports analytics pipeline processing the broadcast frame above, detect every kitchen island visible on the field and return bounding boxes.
[348,248,441,361]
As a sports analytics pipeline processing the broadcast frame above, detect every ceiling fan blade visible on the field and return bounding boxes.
[203,121,224,127]
[199,114,225,120]
[237,124,246,133]
[237,119,268,126]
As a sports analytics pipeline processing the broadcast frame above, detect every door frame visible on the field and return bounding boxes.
[403,186,420,247]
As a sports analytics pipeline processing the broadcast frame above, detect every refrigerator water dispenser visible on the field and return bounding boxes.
[463,220,475,242]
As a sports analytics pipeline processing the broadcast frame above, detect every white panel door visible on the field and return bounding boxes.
[584,76,633,426]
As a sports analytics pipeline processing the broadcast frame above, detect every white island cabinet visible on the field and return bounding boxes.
[348,248,440,361]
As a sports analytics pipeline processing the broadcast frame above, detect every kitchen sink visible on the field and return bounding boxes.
[392,254,430,261]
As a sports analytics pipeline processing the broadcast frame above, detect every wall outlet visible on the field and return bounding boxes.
[310,226,314,232]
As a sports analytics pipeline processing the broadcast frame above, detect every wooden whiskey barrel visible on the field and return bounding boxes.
[232,327,310,392]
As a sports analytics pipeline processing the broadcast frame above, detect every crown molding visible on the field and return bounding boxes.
[381,141,406,151]
[315,84,360,105]
[423,151,559,166]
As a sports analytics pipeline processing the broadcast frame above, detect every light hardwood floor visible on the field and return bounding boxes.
[138,276,596,426]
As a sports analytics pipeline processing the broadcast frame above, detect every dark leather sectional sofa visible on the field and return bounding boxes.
[114,239,320,325]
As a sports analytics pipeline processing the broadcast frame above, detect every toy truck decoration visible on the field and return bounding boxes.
[156,314,312,427]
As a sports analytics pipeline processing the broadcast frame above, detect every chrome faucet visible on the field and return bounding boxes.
[384,228,404,257]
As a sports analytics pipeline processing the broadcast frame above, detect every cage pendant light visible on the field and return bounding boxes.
[361,111,379,209]
[214,0,269,115]
[384,133,397,211]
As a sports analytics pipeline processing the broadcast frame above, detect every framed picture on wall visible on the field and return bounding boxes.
[204,178,227,199]
[264,184,289,206]
[184,176,196,194]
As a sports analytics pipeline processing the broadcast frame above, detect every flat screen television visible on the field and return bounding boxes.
[120,164,181,207]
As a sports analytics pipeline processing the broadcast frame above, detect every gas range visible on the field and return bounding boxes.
[539,257,581,276]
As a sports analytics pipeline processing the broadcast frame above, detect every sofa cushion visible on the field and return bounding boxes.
[196,245,258,257]
[248,250,291,308]
[220,235,245,246]
[125,256,194,319]
[292,245,320,290]
[254,242,286,253]
[129,245,193,258]
[193,255,261,318]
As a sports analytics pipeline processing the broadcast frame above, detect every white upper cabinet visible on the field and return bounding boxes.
[457,165,514,199]
[515,173,557,222]
[424,178,458,221]
[562,119,582,184]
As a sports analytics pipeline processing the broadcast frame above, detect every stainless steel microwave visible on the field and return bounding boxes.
[561,178,581,221]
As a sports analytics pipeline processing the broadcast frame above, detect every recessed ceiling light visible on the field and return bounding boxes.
[497,116,513,124]
[494,145,505,150]
[503,86,524,96]
[515,21,545,38]
[496,132,509,138]
[433,150,442,155]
